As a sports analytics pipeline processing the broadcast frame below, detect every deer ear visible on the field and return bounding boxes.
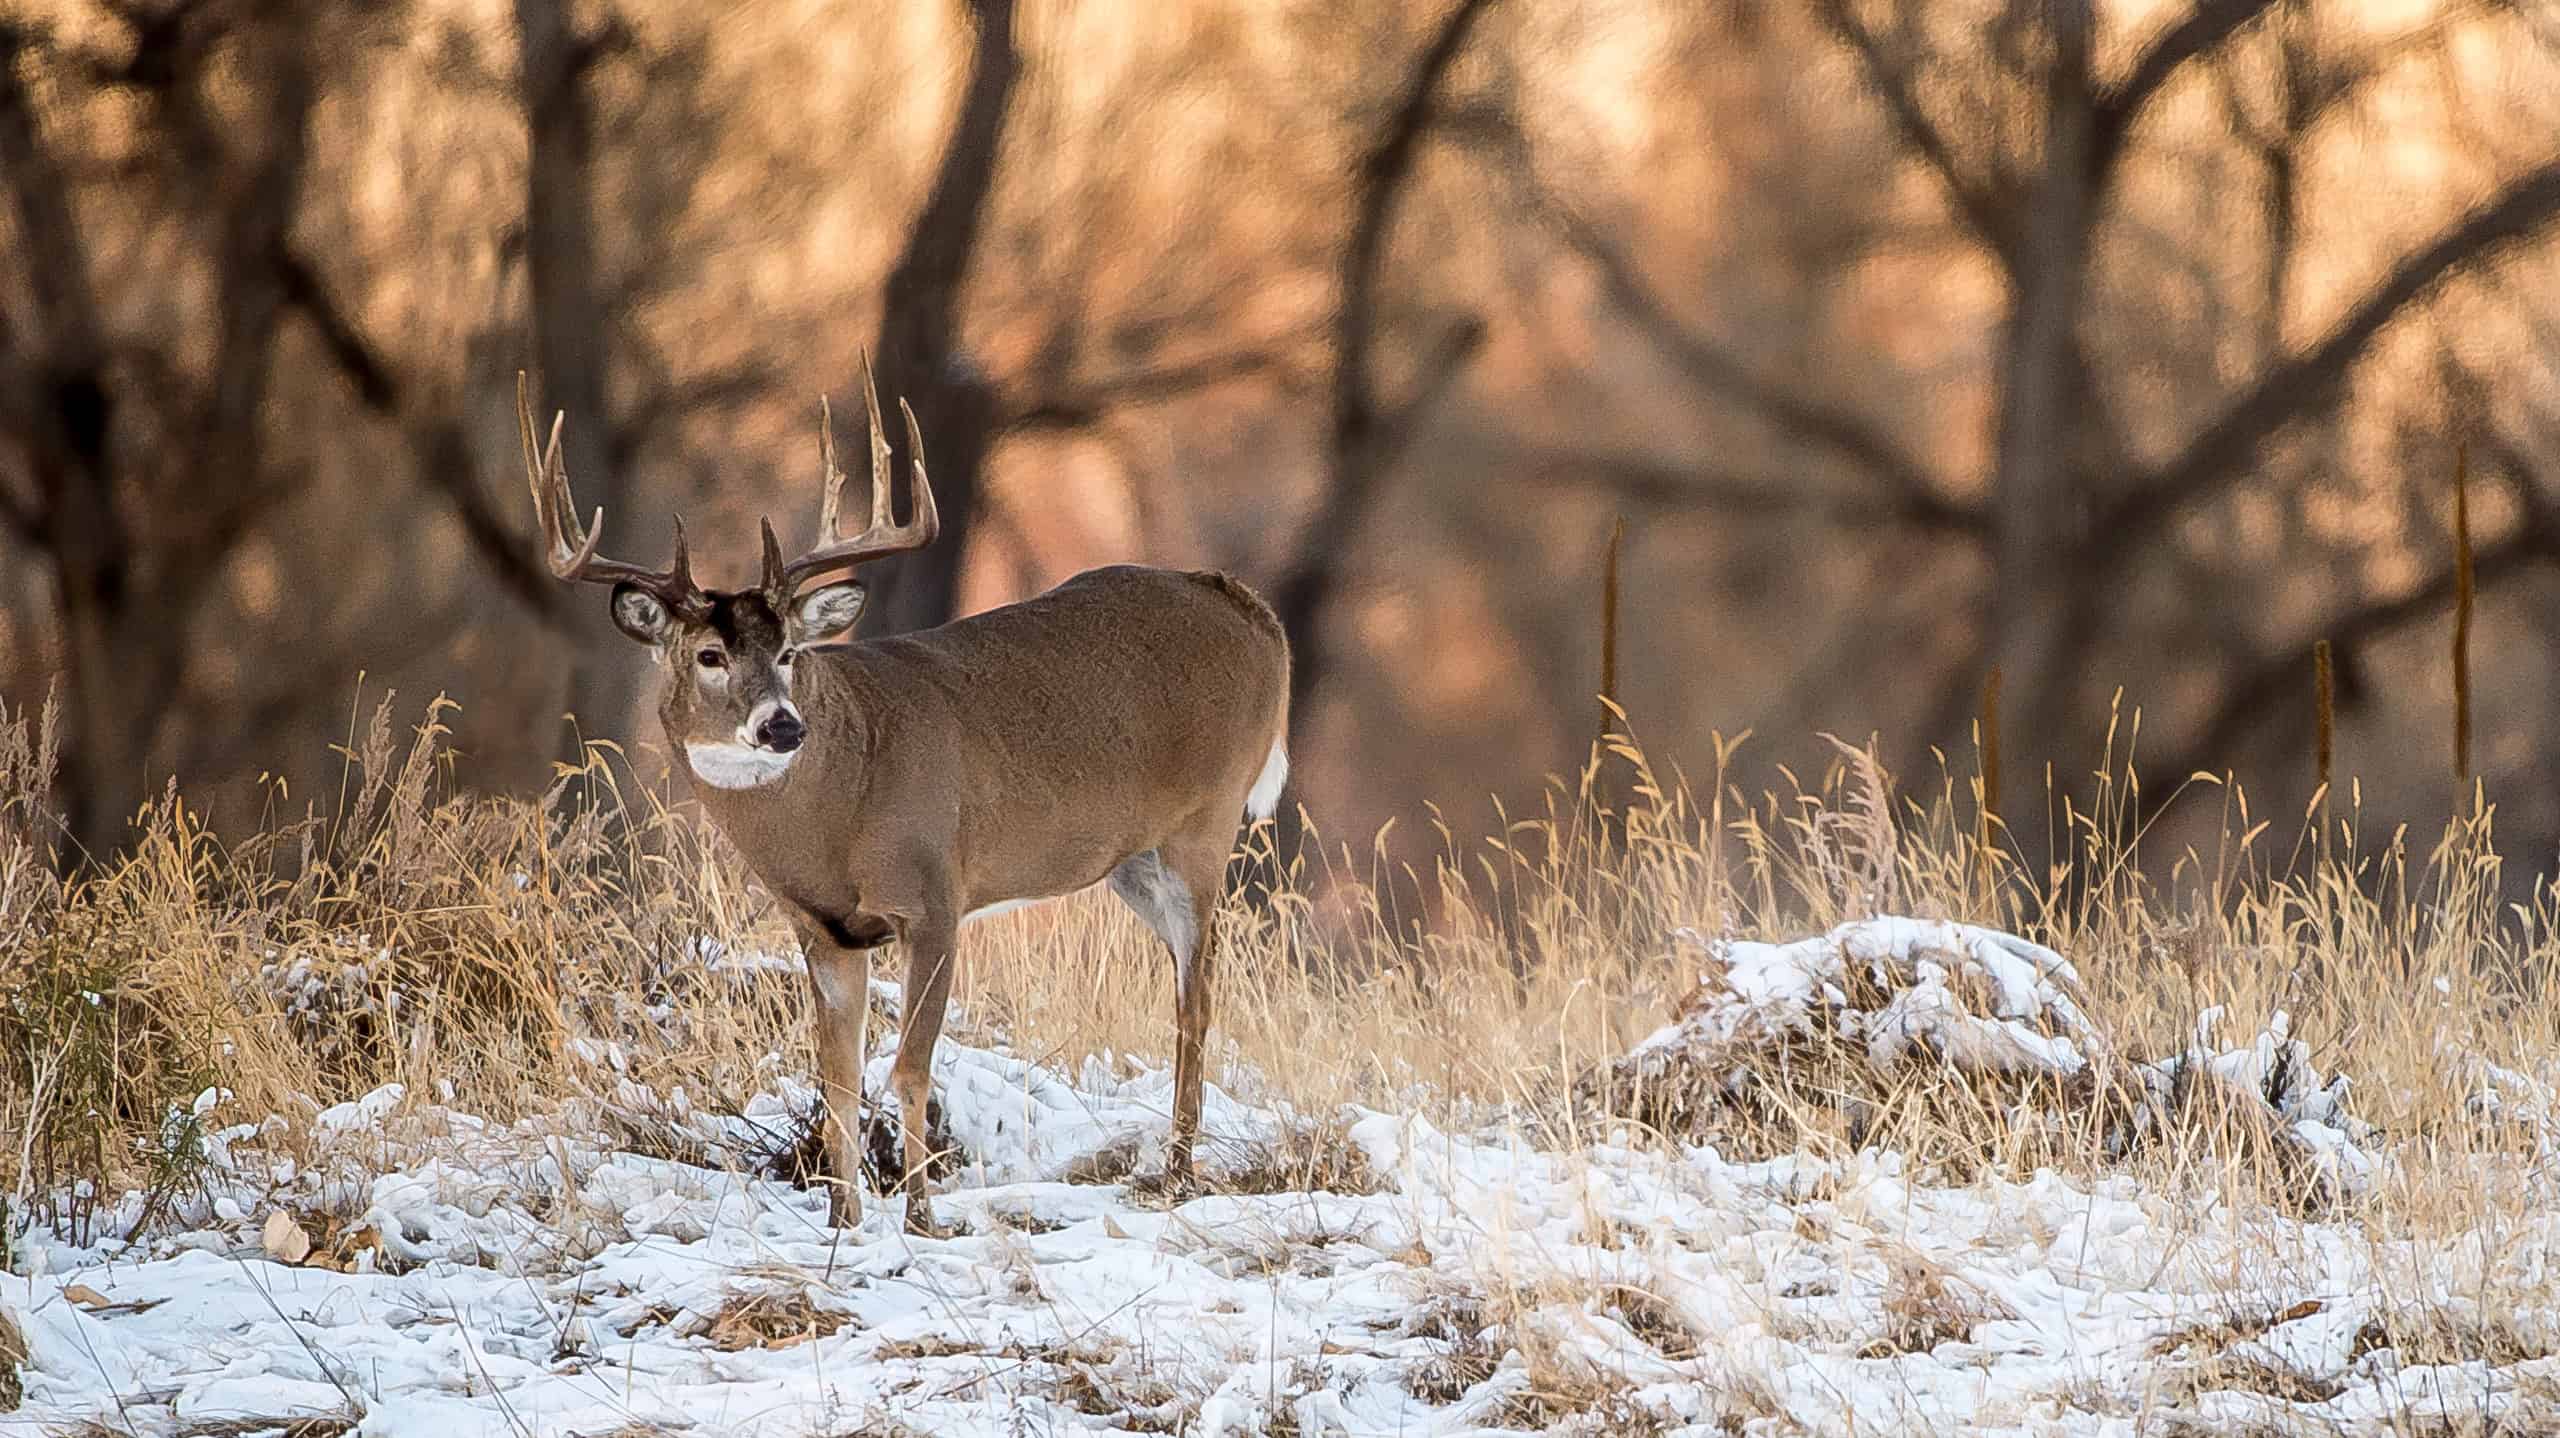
[610,584,674,645]
[789,581,866,644]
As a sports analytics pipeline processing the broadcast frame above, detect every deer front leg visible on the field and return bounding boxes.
[794,914,876,1228]
[889,898,959,1236]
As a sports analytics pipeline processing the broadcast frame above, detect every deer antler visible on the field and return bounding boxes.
[777,357,940,592]
[518,372,705,612]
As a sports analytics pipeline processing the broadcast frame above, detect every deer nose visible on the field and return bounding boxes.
[756,707,805,753]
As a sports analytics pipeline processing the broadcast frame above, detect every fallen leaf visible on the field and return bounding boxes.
[262,1210,313,1265]
[1102,1214,1132,1240]
[323,1223,381,1270]
[61,1283,163,1316]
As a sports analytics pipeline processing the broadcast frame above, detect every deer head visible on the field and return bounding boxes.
[518,368,938,788]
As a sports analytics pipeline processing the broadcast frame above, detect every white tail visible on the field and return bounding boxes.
[1246,738,1289,821]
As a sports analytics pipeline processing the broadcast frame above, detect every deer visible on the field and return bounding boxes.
[518,372,1291,1233]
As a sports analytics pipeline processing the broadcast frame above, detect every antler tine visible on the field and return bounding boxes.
[520,372,596,575]
[668,515,696,594]
[777,359,944,591]
[863,358,895,536]
[899,396,939,541]
[759,517,787,595]
[515,369,703,605]
[816,394,845,544]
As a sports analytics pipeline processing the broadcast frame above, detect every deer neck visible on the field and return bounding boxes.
[788,653,875,791]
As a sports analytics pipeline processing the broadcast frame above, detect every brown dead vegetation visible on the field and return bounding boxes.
[700,1288,853,1352]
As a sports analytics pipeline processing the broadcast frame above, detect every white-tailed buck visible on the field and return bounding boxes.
[520,373,1289,1231]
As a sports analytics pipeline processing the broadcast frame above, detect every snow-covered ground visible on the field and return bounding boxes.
[9,919,2559,1435]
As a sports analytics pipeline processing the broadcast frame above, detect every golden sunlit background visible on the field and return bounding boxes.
[5,0,2560,885]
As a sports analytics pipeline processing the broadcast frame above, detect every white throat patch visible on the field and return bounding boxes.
[685,741,797,790]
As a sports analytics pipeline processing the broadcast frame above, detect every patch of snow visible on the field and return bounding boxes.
[693,934,804,977]
[0,917,2544,1435]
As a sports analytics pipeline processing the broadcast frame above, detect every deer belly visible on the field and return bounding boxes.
[963,895,1058,925]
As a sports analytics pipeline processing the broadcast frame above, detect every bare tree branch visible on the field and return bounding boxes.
[609,363,774,470]
[2153,512,2556,786]
[0,21,117,553]
[1270,0,1502,731]
[860,0,1019,637]
[2094,0,2281,175]
[1372,315,1486,480]
[1537,448,1984,536]
[181,51,311,585]
[273,244,575,625]
[1331,1,1497,457]
[0,361,36,537]
[0,28,108,380]
[2105,156,2560,540]
[82,0,222,95]
[518,0,643,753]
[1507,156,1970,529]
[412,418,572,622]
[1808,0,2016,269]
[273,246,396,408]
[1006,340,1315,434]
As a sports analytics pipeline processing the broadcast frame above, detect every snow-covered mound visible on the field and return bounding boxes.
[1589,917,2376,1199]
[1605,917,2112,1088]
[0,919,2533,1436]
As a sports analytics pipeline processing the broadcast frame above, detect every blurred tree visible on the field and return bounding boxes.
[2,3,604,858]
[1270,0,1499,776]
[1833,0,2560,810]
[0,6,335,859]
[516,0,632,763]
[856,0,1017,638]
[9,0,2560,891]
[1486,0,2560,836]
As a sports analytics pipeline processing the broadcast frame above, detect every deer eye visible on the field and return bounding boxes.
[695,648,727,670]
[776,647,798,668]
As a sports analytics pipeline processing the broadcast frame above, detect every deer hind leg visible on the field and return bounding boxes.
[793,916,879,1228]
[1111,840,1226,1178]
[889,904,959,1236]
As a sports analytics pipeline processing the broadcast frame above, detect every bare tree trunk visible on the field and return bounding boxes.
[1269,0,1499,739]
[1251,0,1495,885]
[517,0,635,762]
[40,407,126,865]
[4,16,314,861]
[861,0,1018,637]
[1983,0,2099,819]
[2,30,123,860]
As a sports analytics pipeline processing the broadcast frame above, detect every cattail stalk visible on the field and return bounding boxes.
[2312,638,2334,797]
[1586,515,1628,854]
[1979,665,2003,834]
[2453,442,2474,787]
[1598,515,1624,748]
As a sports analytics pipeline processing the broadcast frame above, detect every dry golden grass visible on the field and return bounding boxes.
[1,685,2557,1279]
